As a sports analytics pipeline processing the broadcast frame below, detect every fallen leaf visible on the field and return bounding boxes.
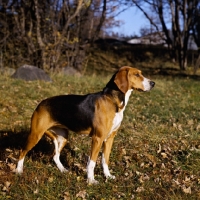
[2,186,7,192]
[182,186,191,194]
[76,190,87,199]
[173,179,181,186]
[196,124,200,131]
[35,177,39,185]
[173,123,177,128]
[63,191,71,200]
[140,162,144,168]
[121,148,126,155]
[33,188,39,194]
[123,156,131,167]
[177,124,183,132]
[161,152,168,159]
[144,153,157,167]
[5,149,13,153]
[161,163,165,169]
[4,181,11,188]
[124,172,129,177]
[2,181,11,192]
[187,119,194,125]
[48,177,54,183]
[184,176,191,183]
[139,173,150,183]
[136,171,142,176]
[157,144,162,154]
[136,186,145,193]
[7,163,16,171]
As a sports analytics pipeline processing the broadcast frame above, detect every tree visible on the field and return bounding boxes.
[0,0,88,70]
[192,4,200,74]
[132,0,199,71]
[0,0,120,71]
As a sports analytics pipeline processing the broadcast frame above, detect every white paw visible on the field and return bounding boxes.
[106,174,115,180]
[14,167,23,175]
[15,158,24,174]
[87,178,99,185]
[59,167,68,173]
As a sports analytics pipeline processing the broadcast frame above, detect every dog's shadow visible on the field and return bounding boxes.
[0,129,75,169]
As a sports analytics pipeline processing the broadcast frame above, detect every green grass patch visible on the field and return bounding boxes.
[0,73,200,199]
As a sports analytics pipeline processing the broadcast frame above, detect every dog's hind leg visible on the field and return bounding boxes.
[15,109,52,174]
[47,127,68,173]
[15,128,47,174]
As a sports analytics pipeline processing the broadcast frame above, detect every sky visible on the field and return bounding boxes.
[111,6,149,37]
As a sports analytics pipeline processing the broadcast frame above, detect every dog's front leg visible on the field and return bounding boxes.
[87,135,104,184]
[102,131,117,180]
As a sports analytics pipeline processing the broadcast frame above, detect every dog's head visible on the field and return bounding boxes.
[113,66,155,93]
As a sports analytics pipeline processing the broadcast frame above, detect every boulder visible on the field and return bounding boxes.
[61,67,81,77]
[0,67,15,76]
[11,65,52,82]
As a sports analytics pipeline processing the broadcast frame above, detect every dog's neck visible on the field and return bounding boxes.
[103,87,132,112]
[124,89,133,107]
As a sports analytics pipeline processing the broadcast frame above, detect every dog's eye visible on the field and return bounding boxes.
[135,73,140,77]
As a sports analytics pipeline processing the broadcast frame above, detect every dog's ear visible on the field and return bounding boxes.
[114,68,129,93]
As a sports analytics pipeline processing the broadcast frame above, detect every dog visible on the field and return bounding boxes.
[15,66,155,184]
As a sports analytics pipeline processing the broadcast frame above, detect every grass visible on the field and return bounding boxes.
[0,71,200,199]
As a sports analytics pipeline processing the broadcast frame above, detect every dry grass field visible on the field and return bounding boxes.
[0,68,200,199]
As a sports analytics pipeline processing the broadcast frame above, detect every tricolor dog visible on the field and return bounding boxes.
[15,66,155,184]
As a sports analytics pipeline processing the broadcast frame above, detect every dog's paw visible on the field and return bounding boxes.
[14,168,23,175]
[60,167,68,173]
[106,174,115,180]
[87,178,99,185]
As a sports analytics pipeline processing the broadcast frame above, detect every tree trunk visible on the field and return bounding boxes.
[178,48,187,71]
[194,52,200,74]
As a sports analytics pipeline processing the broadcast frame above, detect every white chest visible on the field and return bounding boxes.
[111,109,124,132]
[106,89,133,140]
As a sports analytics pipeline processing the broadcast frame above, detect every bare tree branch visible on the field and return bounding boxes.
[34,0,45,48]
[132,0,199,70]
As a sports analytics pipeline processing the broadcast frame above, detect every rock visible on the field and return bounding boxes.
[0,67,15,76]
[11,65,52,82]
[61,67,81,77]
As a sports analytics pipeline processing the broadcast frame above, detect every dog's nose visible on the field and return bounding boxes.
[150,81,155,87]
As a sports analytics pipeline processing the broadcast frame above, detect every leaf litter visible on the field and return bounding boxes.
[0,75,200,199]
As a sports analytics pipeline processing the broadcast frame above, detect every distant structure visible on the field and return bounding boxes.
[127,31,198,50]
[127,32,166,45]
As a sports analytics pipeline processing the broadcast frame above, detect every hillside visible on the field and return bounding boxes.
[87,39,200,78]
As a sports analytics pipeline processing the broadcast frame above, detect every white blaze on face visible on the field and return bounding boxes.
[142,77,152,91]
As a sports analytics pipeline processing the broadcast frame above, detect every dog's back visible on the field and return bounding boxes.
[38,93,102,132]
